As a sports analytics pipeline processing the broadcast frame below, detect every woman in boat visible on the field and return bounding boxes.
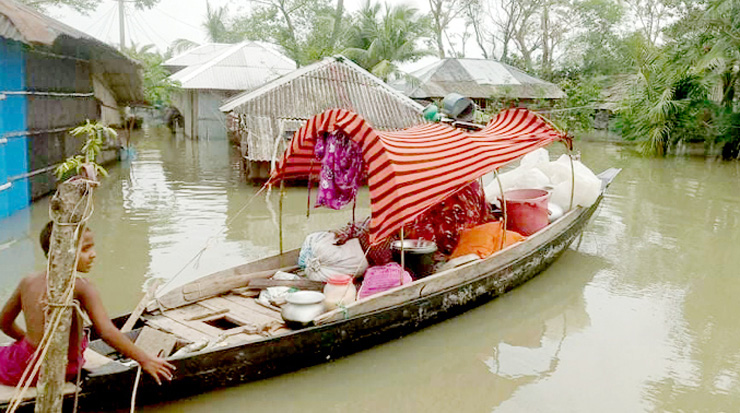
[0,222,175,386]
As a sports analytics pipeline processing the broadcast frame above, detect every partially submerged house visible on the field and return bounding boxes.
[0,0,143,219]
[166,42,296,140]
[393,58,565,109]
[219,55,425,180]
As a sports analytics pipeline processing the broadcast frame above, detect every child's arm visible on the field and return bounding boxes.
[76,280,175,384]
[0,285,26,341]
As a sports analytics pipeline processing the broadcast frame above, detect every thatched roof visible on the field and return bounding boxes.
[394,58,566,100]
[0,0,144,104]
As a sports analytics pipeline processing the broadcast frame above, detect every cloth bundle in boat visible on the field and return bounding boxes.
[358,262,413,300]
[298,231,369,282]
[403,181,494,255]
[333,217,394,266]
[449,221,525,259]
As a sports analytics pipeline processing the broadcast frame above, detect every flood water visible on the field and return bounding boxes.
[1,126,739,412]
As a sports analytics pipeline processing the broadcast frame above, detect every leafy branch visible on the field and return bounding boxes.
[55,120,118,181]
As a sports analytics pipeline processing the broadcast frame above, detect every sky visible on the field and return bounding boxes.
[48,0,431,54]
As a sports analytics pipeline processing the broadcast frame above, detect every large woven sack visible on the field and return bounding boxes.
[298,231,369,282]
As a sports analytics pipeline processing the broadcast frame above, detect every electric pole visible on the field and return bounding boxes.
[118,0,125,51]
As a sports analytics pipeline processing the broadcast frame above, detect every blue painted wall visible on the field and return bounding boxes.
[0,39,29,220]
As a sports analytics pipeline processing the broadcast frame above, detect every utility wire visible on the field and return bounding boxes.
[128,6,171,47]
[84,3,116,36]
[154,5,202,31]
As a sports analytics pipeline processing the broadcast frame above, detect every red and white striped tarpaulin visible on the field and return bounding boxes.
[270,108,568,244]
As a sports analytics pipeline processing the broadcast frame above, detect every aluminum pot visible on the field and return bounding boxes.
[281,291,326,329]
[391,239,437,279]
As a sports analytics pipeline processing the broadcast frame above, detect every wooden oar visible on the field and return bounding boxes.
[121,279,162,333]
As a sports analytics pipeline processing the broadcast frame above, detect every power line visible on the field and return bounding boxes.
[153,6,202,31]
[126,6,170,48]
[83,3,116,34]
[96,4,120,42]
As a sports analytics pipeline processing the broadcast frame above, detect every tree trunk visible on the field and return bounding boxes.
[541,2,550,79]
[35,179,91,413]
[330,0,344,50]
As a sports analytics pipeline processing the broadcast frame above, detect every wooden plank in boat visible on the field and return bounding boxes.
[83,348,115,371]
[150,249,301,311]
[0,382,77,404]
[141,314,214,343]
[220,295,283,321]
[245,279,324,291]
[134,326,178,358]
[314,206,584,325]
[160,305,237,337]
[203,296,283,328]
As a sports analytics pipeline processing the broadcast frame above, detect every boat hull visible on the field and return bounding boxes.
[71,194,602,411]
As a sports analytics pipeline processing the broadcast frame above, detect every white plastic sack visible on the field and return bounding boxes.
[545,155,601,211]
[519,148,550,169]
[298,231,369,282]
[484,165,551,205]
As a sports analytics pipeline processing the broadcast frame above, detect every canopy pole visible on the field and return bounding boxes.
[279,179,285,255]
[494,169,507,250]
[306,158,314,218]
[566,142,575,212]
[400,228,405,285]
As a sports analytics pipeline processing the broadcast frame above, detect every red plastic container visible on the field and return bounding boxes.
[499,189,551,236]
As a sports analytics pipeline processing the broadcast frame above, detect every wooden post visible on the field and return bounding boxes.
[35,178,91,413]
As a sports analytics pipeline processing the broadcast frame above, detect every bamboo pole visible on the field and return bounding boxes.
[35,179,91,413]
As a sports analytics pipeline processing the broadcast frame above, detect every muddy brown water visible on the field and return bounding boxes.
[1,126,739,412]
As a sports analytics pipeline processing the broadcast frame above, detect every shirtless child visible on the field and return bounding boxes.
[0,222,174,386]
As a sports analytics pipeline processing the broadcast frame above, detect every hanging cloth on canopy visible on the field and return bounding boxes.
[314,131,364,210]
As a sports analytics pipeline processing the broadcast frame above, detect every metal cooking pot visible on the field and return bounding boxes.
[391,239,437,279]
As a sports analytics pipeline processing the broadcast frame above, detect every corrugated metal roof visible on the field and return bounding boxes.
[169,41,296,91]
[395,58,566,100]
[220,56,425,161]
[164,43,232,71]
[0,0,144,103]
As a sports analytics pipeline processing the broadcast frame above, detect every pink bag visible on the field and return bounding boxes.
[358,262,413,300]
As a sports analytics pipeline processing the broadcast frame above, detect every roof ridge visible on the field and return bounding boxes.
[173,42,249,84]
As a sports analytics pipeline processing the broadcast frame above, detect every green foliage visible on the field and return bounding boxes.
[551,74,604,132]
[124,44,181,107]
[342,1,432,81]
[230,0,339,65]
[55,120,117,180]
[619,0,740,157]
[20,0,159,14]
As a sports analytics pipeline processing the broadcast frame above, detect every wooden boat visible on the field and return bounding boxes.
[0,168,620,412]
[2,107,620,411]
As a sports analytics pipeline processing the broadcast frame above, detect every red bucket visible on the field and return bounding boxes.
[499,189,550,236]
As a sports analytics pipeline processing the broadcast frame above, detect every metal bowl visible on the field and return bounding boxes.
[390,239,437,254]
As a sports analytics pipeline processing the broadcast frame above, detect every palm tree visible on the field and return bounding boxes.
[203,2,239,43]
[620,0,740,158]
[342,1,432,81]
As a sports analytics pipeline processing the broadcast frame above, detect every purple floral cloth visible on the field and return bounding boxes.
[314,131,364,210]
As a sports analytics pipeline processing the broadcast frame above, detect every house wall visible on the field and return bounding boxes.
[173,89,230,140]
[0,39,29,220]
[24,49,97,200]
[93,75,121,126]
[172,89,196,138]
[196,90,230,140]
